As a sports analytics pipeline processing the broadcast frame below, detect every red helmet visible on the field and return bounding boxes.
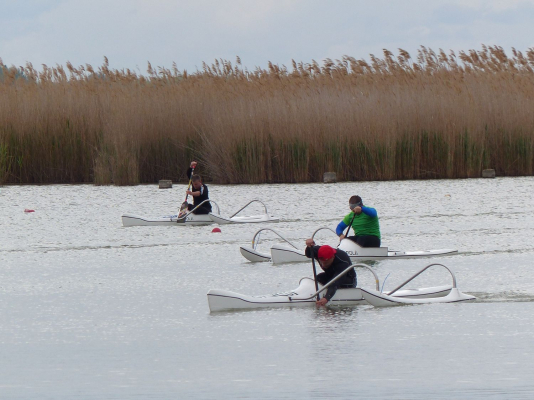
[318,245,336,260]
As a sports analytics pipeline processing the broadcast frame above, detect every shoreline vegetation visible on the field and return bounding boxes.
[1,45,534,185]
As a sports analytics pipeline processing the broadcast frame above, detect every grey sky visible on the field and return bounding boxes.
[1,0,534,74]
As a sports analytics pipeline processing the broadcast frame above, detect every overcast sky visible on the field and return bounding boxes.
[1,0,534,74]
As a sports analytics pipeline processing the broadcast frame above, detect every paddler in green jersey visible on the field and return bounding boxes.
[336,195,381,247]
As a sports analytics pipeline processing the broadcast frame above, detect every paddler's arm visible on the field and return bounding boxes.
[321,259,353,306]
[336,220,348,237]
[304,239,320,259]
[361,206,377,218]
[318,272,344,306]
[337,212,353,239]
[323,283,340,304]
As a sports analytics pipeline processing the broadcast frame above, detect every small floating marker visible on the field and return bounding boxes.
[482,169,496,178]
[24,209,35,213]
[212,227,221,233]
[323,172,337,183]
[158,179,173,189]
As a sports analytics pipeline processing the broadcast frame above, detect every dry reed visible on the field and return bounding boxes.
[1,45,534,185]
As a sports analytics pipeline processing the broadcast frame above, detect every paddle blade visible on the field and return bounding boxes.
[180,201,189,211]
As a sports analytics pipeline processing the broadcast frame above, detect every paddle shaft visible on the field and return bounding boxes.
[344,211,357,237]
[310,247,320,301]
[181,166,195,209]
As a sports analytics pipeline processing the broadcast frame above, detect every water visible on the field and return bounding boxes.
[1,178,534,399]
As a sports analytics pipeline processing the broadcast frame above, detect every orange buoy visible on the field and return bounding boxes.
[212,227,221,233]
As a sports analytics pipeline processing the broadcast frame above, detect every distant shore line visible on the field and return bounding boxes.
[0,170,519,187]
[2,45,534,185]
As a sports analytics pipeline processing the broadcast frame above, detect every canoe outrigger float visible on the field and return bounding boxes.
[207,263,474,312]
[360,263,476,307]
[239,227,458,264]
[207,200,279,225]
[122,200,279,227]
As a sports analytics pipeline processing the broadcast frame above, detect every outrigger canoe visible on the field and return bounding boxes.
[122,200,279,227]
[239,227,458,264]
[207,263,472,312]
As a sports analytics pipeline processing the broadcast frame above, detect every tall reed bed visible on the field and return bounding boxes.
[1,45,534,185]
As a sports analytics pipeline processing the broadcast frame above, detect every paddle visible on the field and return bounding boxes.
[179,165,195,213]
[343,210,357,238]
[310,246,321,301]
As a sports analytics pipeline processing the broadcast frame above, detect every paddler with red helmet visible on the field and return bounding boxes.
[305,239,357,307]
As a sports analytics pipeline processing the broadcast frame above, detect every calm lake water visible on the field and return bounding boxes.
[1,177,534,399]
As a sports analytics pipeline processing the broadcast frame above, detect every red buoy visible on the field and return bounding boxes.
[212,227,221,233]
[24,209,35,213]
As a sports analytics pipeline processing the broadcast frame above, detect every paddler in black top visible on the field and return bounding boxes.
[185,161,212,215]
[305,239,357,306]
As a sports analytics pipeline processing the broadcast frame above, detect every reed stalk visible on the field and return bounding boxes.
[1,45,534,185]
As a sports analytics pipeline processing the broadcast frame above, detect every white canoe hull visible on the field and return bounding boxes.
[260,239,458,264]
[271,244,308,264]
[121,213,214,227]
[207,278,453,312]
[361,287,476,307]
[239,247,272,262]
[210,214,279,225]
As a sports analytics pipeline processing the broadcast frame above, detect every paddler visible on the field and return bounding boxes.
[305,239,356,306]
[182,161,212,215]
[336,195,381,247]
